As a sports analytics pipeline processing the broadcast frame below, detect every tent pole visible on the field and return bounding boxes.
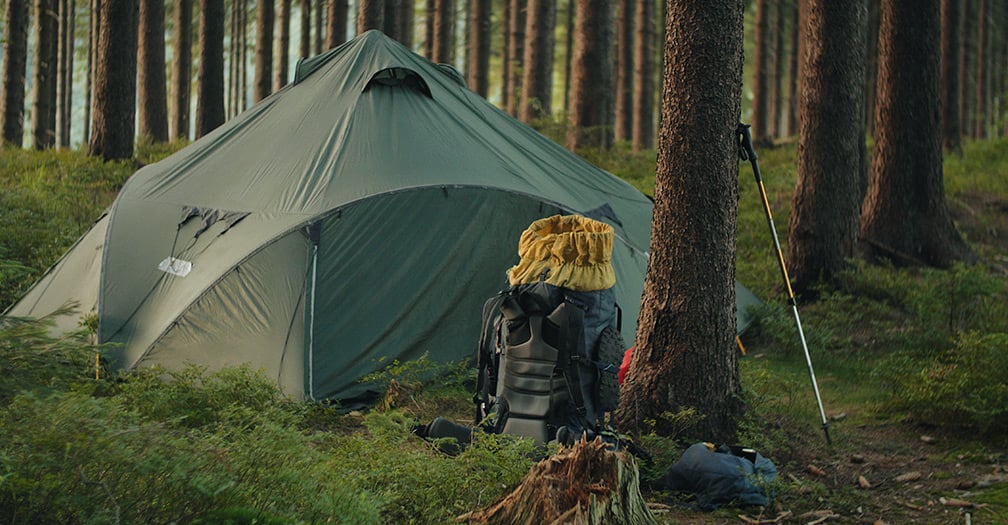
[736,123,832,445]
[307,242,318,401]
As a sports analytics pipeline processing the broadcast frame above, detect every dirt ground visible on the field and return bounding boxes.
[648,193,1008,524]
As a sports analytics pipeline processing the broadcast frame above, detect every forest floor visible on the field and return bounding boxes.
[651,192,1008,525]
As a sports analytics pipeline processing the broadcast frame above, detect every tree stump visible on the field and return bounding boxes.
[458,437,656,525]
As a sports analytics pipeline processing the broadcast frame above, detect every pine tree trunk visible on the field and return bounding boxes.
[520,0,556,121]
[773,0,786,140]
[973,0,989,138]
[565,0,614,150]
[325,0,346,48]
[959,0,976,138]
[314,0,323,52]
[171,0,193,137]
[942,0,962,153]
[32,0,59,149]
[432,0,454,64]
[424,0,435,56]
[459,438,656,525]
[751,0,773,146]
[88,0,138,160]
[787,0,866,295]
[614,0,633,141]
[861,0,976,268]
[138,0,168,142]
[466,0,491,97]
[615,0,744,442]
[253,0,273,102]
[506,0,525,116]
[2,0,30,146]
[195,0,225,137]
[500,0,511,105]
[84,0,100,144]
[786,0,798,137]
[300,0,311,58]
[357,0,384,34]
[275,0,291,90]
[562,0,573,113]
[56,0,72,148]
[630,0,653,151]
[397,0,413,48]
[865,2,879,138]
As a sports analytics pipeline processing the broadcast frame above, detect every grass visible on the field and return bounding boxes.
[1,136,1007,522]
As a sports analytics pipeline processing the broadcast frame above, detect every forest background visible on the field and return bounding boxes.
[2,0,1008,523]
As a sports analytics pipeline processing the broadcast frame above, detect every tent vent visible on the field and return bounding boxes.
[158,257,193,277]
[364,67,432,98]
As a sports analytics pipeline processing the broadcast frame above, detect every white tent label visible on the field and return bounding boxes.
[158,257,193,277]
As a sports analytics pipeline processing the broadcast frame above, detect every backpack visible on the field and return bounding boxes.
[473,276,625,445]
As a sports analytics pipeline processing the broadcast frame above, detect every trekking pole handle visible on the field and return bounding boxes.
[736,123,762,183]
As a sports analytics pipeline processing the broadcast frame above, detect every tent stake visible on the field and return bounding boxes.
[736,123,832,445]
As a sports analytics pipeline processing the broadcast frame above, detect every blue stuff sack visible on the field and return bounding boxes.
[665,442,778,511]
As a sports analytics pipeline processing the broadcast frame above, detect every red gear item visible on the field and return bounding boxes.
[618,347,633,385]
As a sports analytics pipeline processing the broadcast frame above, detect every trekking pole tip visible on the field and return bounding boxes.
[822,423,832,446]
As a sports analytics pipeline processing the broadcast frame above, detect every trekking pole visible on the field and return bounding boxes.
[736,123,832,445]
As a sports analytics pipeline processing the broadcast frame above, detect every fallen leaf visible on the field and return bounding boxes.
[920,435,937,444]
[858,475,872,489]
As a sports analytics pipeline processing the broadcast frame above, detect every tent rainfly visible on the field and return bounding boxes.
[5,30,761,404]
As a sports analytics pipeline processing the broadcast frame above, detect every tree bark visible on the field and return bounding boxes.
[1,0,30,146]
[170,0,192,138]
[959,0,976,138]
[615,0,744,442]
[520,0,556,121]
[614,0,633,141]
[506,0,525,116]
[253,0,273,102]
[301,0,311,58]
[424,0,435,56]
[397,0,413,48]
[325,0,347,48]
[432,0,454,64]
[865,1,878,138]
[565,0,614,150]
[56,0,74,148]
[357,0,384,34]
[973,0,989,138]
[751,0,773,146]
[941,0,962,153]
[88,0,138,160]
[459,438,656,525]
[786,0,798,137]
[32,0,59,149]
[631,0,653,151]
[85,0,100,144]
[561,0,573,113]
[195,0,225,137]
[314,0,323,52]
[787,0,867,296]
[138,0,168,142]
[500,0,511,106]
[773,0,786,139]
[275,0,291,90]
[466,0,491,97]
[861,0,976,268]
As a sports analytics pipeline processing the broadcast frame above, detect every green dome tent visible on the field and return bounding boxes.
[6,31,761,403]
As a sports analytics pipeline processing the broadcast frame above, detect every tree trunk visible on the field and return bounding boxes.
[424,0,435,56]
[325,0,347,48]
[195,0,225,137]
[942,0,962,153]
[751,0,772,146]
[138,0,168,142]
[301,0,311,58]
[239,0,248,110]
[228,0,238,117]
[561,0,573,113]
[459,438,656,525]
[973,0,989,138]
[88,0,138,160]
[506,0,525,116]
[85,0,100,144]
[383,0,401,42]
[861,0,976,268]
[32,0,59,149]
[1,0,30,146]
[630,0,653,151]
[959,0,975,138]
[275,0,291,90]
[865,1,878,138]
[432,0,454,64]
[786,0,798,137]
[397,0,413,48]
[357,0,384,34]
[56,0,74,148]
[614,0,633,141]
[787,0,867,296]
[615,0,744,442]
[253,0,272,102]
[500,0,510,106]
[773,0,786,139]
[314,0,323,52]
[171,0,193,138]
[466,0,491,97]
[520,0,556,121]
[565,0,614,150]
